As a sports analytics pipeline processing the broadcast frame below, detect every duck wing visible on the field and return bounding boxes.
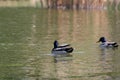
[58,44,70,48]
[107,42,119,47]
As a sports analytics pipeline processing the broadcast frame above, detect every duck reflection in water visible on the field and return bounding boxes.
[53,54,73,63]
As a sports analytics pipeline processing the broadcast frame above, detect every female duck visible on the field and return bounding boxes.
[97,37,119,49]
[52,40,73,55]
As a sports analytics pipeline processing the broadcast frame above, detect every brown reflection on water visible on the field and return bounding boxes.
[24,9,117,80]
[93,10,111,41]
[52,10,113,80]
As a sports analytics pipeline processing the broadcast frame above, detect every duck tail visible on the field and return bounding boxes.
[113,42,119,47]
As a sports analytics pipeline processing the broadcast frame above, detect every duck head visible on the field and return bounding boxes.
[54,40,59,48]
[97,37,106,43]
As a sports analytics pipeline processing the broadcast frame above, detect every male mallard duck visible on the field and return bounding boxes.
[52,40,73,55]
[97,37,119,49]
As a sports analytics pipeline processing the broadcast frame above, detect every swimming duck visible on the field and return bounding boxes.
[52,40,73,55]
[97,37,119,49]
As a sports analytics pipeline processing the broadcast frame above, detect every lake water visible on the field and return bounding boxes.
[0,8,120,80]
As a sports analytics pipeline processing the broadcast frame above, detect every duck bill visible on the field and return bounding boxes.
[96,40,100,43]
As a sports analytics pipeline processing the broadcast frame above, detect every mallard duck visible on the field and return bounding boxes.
[97,37,119,49]
[52,40,73,55]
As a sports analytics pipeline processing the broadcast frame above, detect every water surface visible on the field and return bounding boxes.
[0,8,120,80]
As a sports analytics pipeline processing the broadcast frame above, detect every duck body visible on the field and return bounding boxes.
[99,42,118,49]
[97,37,119,49]
[52,40,73,56]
